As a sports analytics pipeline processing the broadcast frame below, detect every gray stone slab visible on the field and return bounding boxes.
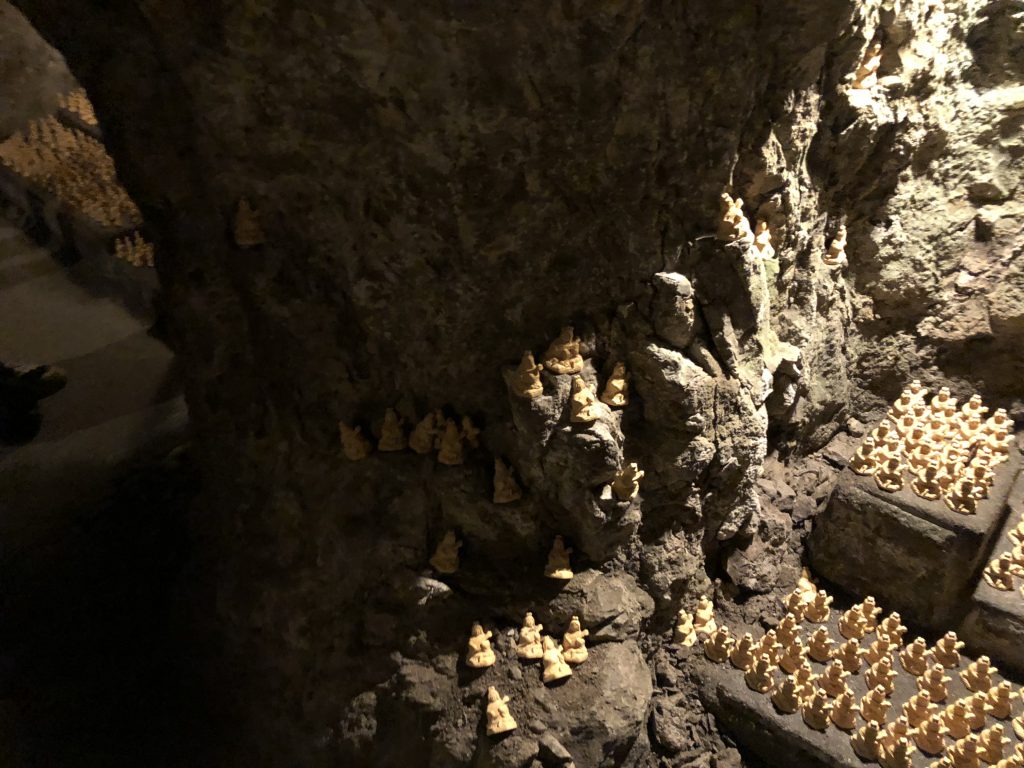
[961,472,1024,674]
[698,608,1024,768]
[809,455,1021,629]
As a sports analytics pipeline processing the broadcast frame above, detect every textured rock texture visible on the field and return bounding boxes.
[7,0,1024,765]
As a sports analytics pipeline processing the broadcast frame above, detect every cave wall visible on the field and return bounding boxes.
[9,0,1024,765]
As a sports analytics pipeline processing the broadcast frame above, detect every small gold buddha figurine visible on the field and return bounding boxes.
[983,554,1018,591]
[931,387,956,416]
[819,660,851,697]
[460,416,481,449]
[801,689,832,731]
[782,587,809,620]
[904,690,937,728]
[772,675,803,714]
[985,408,1012,435]
[933,631,966,668]
[339,422,373,460]
[831,690,860,731]
[408,413,437,454]
[694,595,717,636]
[964,463,994,498]
[961,656,997,693]
[753,220,775,260]
[429,530,462,574]
[808,627,834,663]
[875,457,904,492]
[850,437,880,475]
[865,636,896,666]
[703,626,734,663]
[776,613,801,647]
[779,637,809,675]
[836,638,868,674]
[569,376,603,423]
[853,720,884,761]
[234,197,265,247]
[466,622,497,668]
[919,664,952,703]
[517,613,544,660]
[792,661,818,701]
[967,691,991,731]
[878,612,907,645]
[745,654,777,694]
[896,412,918,436]
[822,224,848,268]
[914,714,948,755]
[560,616,589,665]
[867,657,898,696]
[544,536,573,580]
[804,590,833,623]
[378,408,407,451]
[507,351,544,399]
[880,716,911,754]
[912,459,944,500]
[904,425,929,455]
[900,637,934,677]
[986,682,1020,720]
[755,630,783,666]
[485,686,517,736]
[600,362,629,407]
[959,414,984,441]
[943,700,974,741]
[837,606,866,640]
[674,609,697,647]
[542,327,584,375]
[948,734,982,768]
[879,735,915,768]
[730,633,757,671]
[493,458,523,504]
[945,477,979,515]
[871,419,899,444]
[716,192,752,242]
[541,636,573,684]
[961,394,988,421]
[436,419,464,465]
[611,462,644,502]
[861,685,893,724]
[979,724,1011,764]
[855,595,883,630]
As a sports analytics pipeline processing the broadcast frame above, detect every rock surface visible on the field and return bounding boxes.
[4,0,1023,764]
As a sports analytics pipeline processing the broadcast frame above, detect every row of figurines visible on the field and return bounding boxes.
[430,532,582,582]
[717,191,848,270]
[505,326,628,415]
[113,232,155,268]
[473,614,592,737]
[983,509,1024,594]
[340,404,645,504]
[466,613,590,677]
[686,591,1024,767]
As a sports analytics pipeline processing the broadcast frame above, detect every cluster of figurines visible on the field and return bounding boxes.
[982,507,1024,597]
[57,88,98,129]
[0,115,143,231]
[693,579,1024,768]
[340,407,484,465]
[716,192,847,270]
[429,530,576,583]
[849,382,1014,515]
[466,613,592,736]
[113,231,155,268]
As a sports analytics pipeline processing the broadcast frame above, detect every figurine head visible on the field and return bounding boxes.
[568,616,582,632]
[487,686,501,703]
[542,636,556,650]
[470,622,485,637]
[523,612,537,628]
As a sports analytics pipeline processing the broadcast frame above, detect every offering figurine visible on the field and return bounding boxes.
[544,536,574,580]
[560,616,589,665]
[465,622,496,668]
[703,626,734,663]
[340,422,372,460]
[771,676,802,714]
[744,654,776,694]
[541,636,572,683]
[801,689,832,732]
[600,362,629,407]
[378,408,407,451]
[485,687,517,736]
[517,613,544,661]
[429,530,461,574]
[569,377,602,423]
[507,351,544,399]
[611,462,644,501]
[852,721,883,761]
[493,458,523,504]
[694,596,717,636]
[673,609,697,647]
[831,691,860,731]
[408,413,437,455]
[542,327,584,375]
[436,419,464,465]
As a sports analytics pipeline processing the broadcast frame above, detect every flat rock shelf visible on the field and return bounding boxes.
[809,450,1022,630]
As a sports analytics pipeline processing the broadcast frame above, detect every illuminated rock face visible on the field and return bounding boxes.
[8,0,1024,764]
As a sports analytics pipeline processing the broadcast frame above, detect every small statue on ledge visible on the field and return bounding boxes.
[541,636,572,683]
[544,536,574,580]
[485,687,517,736]
[517,613,544,661]
[465,622,496,668]
[822,224,848,269]
[429,530,461,574]
[600,362,630,407]
[560,616,589,665]
[716,192,752,242]
[569,377,602,423]
[436,419,464,465]
[611,462,644,502]
[493,458,523,504]
[851,41,883,90]
[542,327,584,375]
[753,220,775,260]
[507,351,544,399]
[340,422,372,461]
[378,408,407,452]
